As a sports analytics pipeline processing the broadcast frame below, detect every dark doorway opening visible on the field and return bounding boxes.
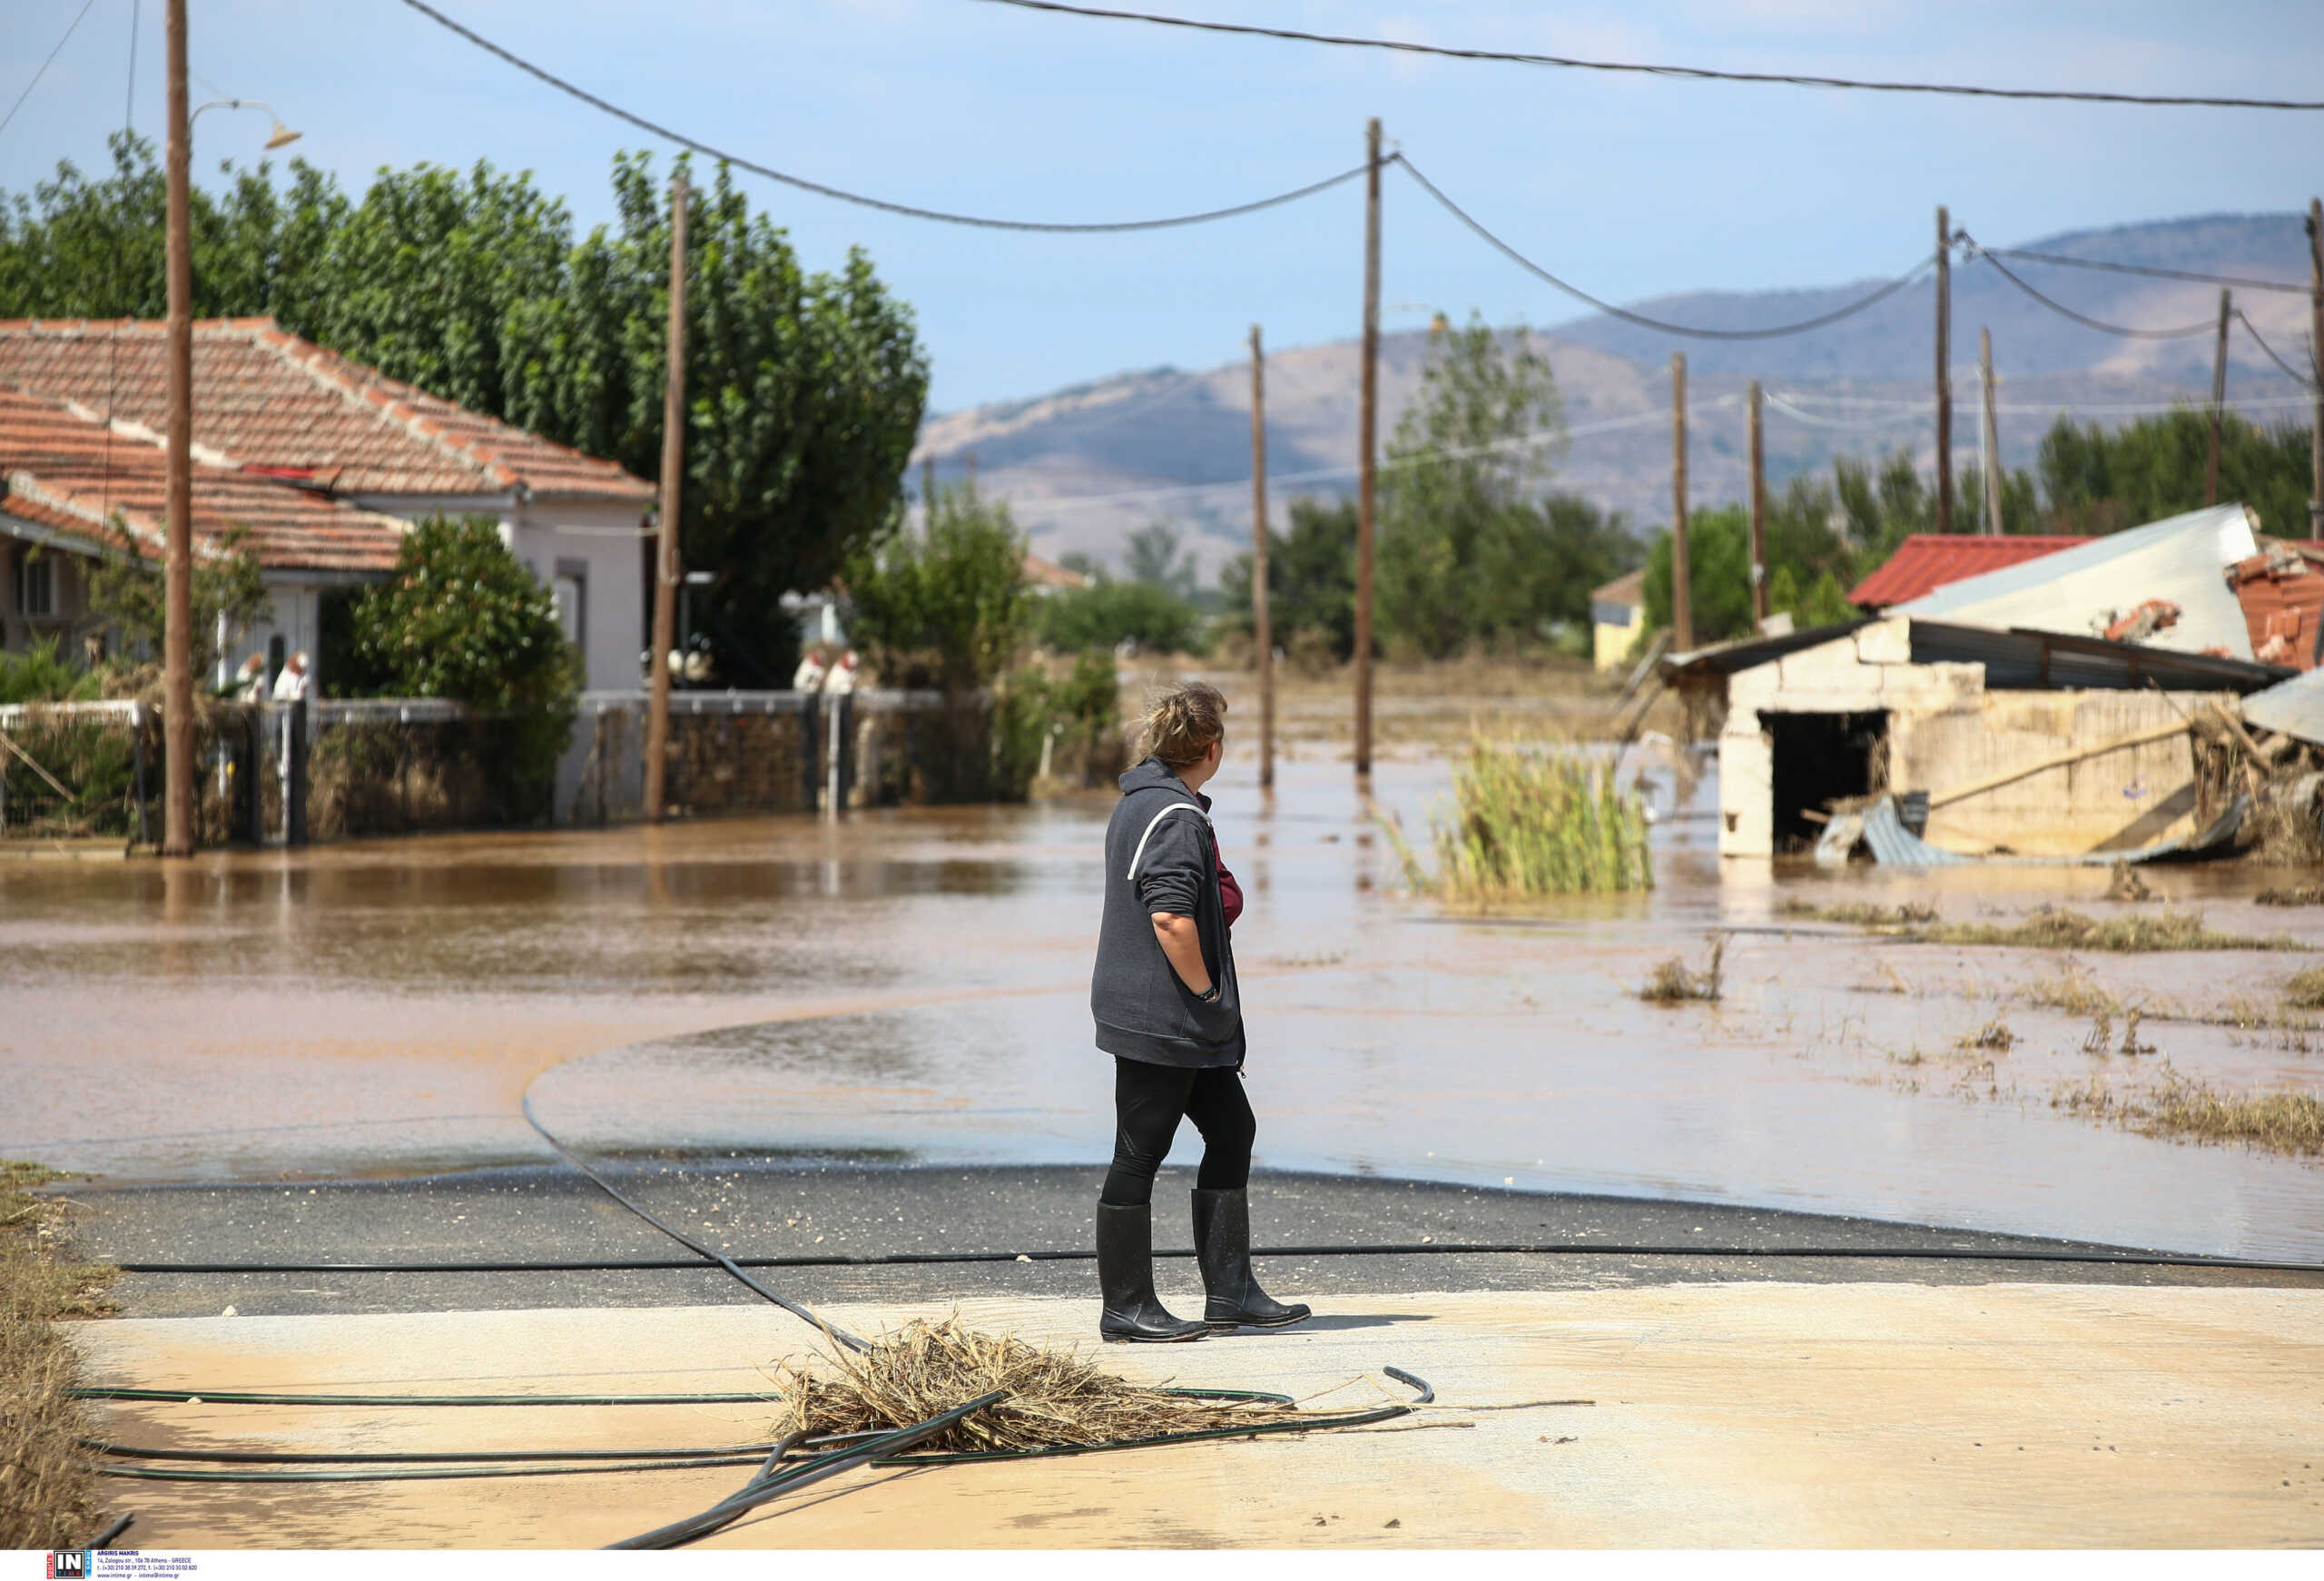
[1768,710,1888,852]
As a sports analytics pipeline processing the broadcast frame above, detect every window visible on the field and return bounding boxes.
[553,558,587,656]
[17,551,55,618]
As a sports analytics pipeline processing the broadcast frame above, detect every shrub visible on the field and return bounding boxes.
[846,483,1030,694]
[1034,578,1206,657]
[1384,738,1653,899]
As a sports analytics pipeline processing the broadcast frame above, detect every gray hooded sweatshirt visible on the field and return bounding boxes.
[1090,756,1245,1069]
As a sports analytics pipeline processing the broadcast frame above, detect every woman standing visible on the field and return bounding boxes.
[1088,681,1310,1342]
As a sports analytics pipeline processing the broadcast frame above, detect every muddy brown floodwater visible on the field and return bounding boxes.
[3,747,2320,1260]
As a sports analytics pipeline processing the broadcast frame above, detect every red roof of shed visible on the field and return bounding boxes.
[1847,534,2091,608]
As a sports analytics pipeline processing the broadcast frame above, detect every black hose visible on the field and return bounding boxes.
[89,1512,134,1547]
[107,1242,2324,1277]
[84,1438,792,1465]
[98,1454,778,1484]
[72,1388,782,1406]
[517,1092,871,1353]
[605,1389,1011,1550]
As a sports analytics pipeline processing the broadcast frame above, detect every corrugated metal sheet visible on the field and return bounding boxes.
[1658,618,1872,679]
[1896,503,2260,659]
[1908,620,2289,694]
[1854,793,2249,868]
[1847,534,2089,608]
[2241,665,2324,746]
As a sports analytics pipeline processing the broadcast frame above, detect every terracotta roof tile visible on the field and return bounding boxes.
[1847,533,2091,608]
[2229,541,2324,670]
[0,387,406,572]
[0,318,653,501]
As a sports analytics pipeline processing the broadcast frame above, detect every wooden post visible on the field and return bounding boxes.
[1669,352,1692,652]
[2207,288,2230,507]
[1747,379,1768,631]
[1935,204,1954,534]
[1354,115,1381,781]
[643,171,689,825]
[1979,328,2002,536]
[2309,198,2322,535]
[161,0,194,857]
[1249,324,1275,792]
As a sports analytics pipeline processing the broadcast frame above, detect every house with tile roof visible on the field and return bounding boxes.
[0,318,655,692]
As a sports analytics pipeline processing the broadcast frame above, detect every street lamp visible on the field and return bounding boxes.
[191,98,301,149]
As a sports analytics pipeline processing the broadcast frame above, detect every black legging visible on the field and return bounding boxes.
[1099,1057,1255,1207]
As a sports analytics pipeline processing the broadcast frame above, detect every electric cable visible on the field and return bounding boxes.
[1958,235,2217,340]
[519,1091,872,1353]
[974,0,2324,113]
[1981,246,2311,296]
[1396,157,1934,341]
[0,0,102,143]
[394,0,1367,232]
[2234,309,2319,391]
[102,1240,2324,1276]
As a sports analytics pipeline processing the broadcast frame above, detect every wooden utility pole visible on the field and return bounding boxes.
[643,172,689,825]
[1248,324,1275,792]
[1935,204,1954,534]
[1669,352,1692,651]
[1747,379,1768,631]
[1979,328,2002,537]
[2309,198,2323,535]
[1354,116,1381,781]
[160,0,193,856]
[2207,288,2231,507]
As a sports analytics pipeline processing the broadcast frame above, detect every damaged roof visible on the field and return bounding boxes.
[1847,533,2090,608]
[1893,502,2260,660]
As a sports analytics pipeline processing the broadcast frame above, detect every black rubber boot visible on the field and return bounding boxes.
[1192,1188,1312,1330]
[1096,1202,1208,1343]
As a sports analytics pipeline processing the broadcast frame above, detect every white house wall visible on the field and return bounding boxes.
[1718,616,2223,859]
[511,498,648,693]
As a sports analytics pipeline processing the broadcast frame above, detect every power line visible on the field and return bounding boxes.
[395,0,1366,232]
[1397,157,1935,341]
[2234,309,2319,391]
[1957,236,2216,339]
[0,0,102,142]
[975,0,2324,113]
[1984,245,2310,297]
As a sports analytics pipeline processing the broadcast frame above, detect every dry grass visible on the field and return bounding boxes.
[2255,881,2324,906]
[2142,1076,2324,1156]
[1778,897,1939,927]
[2285,965,2324,1010]
[2015,963,2124,1018]
[1900,907,2299,953]
[772,1316,1305,1456]
[1640,934,1726,1004]
[1,1161,115,1550]
[1955,1015,2017,1052]
[2249,801,2324,869]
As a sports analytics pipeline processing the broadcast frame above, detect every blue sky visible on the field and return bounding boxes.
[5,0,2320,411]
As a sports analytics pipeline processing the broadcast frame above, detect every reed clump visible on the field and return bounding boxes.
[1385,740,1651,900]
[1777,897,1938,927]
[1899,906,2299,953]
[772,1316,1302,1455]
[2141,1077,2324,1157]
[0,1161,115,1549]
[1640,934,1726,1004]
[2255,881,2324,906]
[2284,965,2324,1010]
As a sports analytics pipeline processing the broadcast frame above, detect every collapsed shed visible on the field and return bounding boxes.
[1665,503,2304,862]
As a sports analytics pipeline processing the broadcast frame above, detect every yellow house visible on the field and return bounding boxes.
[1590,568,1645,670]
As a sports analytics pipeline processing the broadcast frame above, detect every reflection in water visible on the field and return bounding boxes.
[3,754,2319,1259]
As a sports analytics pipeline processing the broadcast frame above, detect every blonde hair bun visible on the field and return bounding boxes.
[1135,678,1227,769]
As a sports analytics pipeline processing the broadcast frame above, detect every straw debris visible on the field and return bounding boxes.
[1640,934,1726,1004]
[2285,965,2324,1010]
[1,1161,116,1550]
[1898,906,2299,953]
[2255,881,2324,906]
[771,1316,1305,1456]
[1777,897,1938,927]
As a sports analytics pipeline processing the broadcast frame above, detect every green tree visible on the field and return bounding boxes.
[1641,507,1754,646]
[342,517,580,713]
[1376,316,1578,658]
[844,482,1031,693]
[1123,519,1198,598]
[1220,497,1359,661]
[1034,578,1205,656]
[84,529,268,678]
[2038,410,2309,536]
[0,139,928,679]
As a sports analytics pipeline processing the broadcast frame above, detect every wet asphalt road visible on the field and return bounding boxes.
[64,1162,2323,1320]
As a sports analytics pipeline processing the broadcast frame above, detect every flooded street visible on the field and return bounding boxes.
[5,747,2320,1260]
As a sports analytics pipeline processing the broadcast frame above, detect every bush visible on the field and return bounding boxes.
[1034,578,1206,657]
[846,483,1030,693]
[339,516,579,822]
[1382,738,1653,899]
[0,637,102,705]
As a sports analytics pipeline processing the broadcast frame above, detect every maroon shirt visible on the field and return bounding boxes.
[1214,835,1243,930]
